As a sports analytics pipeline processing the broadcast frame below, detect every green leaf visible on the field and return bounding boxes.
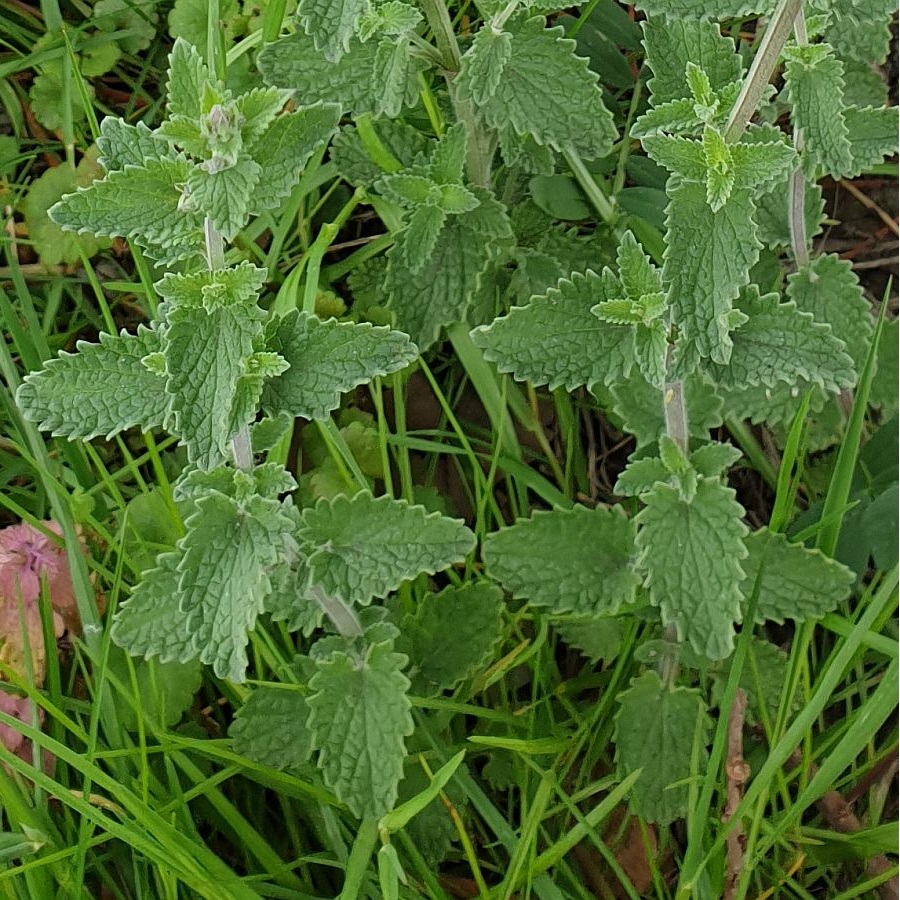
[615,230,663,300]
[554,616,623,663]
[165,38,210,120]
[358,1,422,41]
[635,478,748,659]
[17,327,171,441]
[741,528,855,624]
[458,27,512,106]
[783,43,853,178]
[92,0,157,53]
[386,192,511,349]
[308,634,413,818]
[824,0,895,65]
[186,156,261,241]
[237,86,291,145]
[483,506,639,616]
[331,119,429,186]
[615,456,671,497]
[373,38,414,119]
[614,671,709,825]
[97,118,171,171]
[156,260,268,310]
[377,173,435,207]
[635,0,772,18]
[298,493,475,605]
[642,135,707,182]
[48,157,204,264]
[690,441,742,478]
[261,311,417,421]
[471,269,634,391]
[250,103,342,214]
[298,0,368,62]
[258,31,420,117]
[165,303,264,470]
[398,582,504,695]
[458,15,617,159]
[640,19,741,106]
[663,181,760,365]
[230,687,314,770]
[842,106,899,177]
[711,287,856,395]
[397,204,447,273]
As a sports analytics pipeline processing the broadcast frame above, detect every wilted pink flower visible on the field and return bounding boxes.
[0,690,51,772]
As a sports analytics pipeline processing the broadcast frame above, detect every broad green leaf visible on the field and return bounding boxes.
[261,311,417,421]
[230,687,314,770]
[642,135,707,182]
[631,98,704,138]
[48,157,204,264]
[615,456,671,497]
[614,671,709,824]
[471,269,634,391]
[711,288,856,395]
[265,559,322,635]
[741,528,855,623]
[635,478,748,659]
[96,118,171,171]
[842,106,899,178]
[165,37,210,119]
[307,635,413,818]
[386,192,511,348]
[237,86,291,145]
[483,506,639,616]
[398,582,504,695]
[783,43,853,177]
[554,616,623,663]
[663,181,760,365]
[298,493,475,604]
[178,493,292,681]
[373,38,413,119]
[635,0,772,18]
[640,19,741,106]
[298,0,368,62]
[16,327,171,441]
[615,230,663,300]
[458,15,617,159]
[825,0,895,65]
[258,31,420,117]
[250,104,342,214]
[93,0,157,53]
[458,27,512,106]
[165,303,263,470]
[787,254,873,373]
[397,204,447,273]
[358,1,422,41]
[186,156,261,241]
[156,260,268,310]
[331,119,429,186]
[690,442,742,478]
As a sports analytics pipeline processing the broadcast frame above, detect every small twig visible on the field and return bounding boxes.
[838,179,900,237]
[723,690,749,900]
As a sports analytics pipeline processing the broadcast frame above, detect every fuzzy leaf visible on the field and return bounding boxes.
[298,493,475,605]
[741,528,855,623]
[373,38,413,119]
[615,457,671,497]
[783,43,853,177]
[615,671,709,825]
[396,204,447,273]
[636,478,748,659]
[230,687,313,770]
[458,27,512,106]
[690,442,742,478]
[156,260,268,310]
[250,104,342,214]
[186,156,261,241]
[165,38,210,120]
[635,0,772,17]
[96,118,171,171]
[842,106,899,178]
[471,270,634,391]
[483,506,639,616]
[398,582,504,695]
[261,311,417,421]
[17,327,171,441]
[298,0,368,62]
[554,616,623,663]
[663,181,760,365]
[307,636,413,818]
[711,288,856,394]
[615,230,663,300]
[458,15,616,159]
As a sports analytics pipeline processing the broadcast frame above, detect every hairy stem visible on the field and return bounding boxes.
[788,11,810,266]
[311,586,364,639]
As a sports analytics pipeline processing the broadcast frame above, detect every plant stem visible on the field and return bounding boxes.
[311,586,363,639]
[563,146,617,225]
[788,10,809,266]
[663,377,689,454]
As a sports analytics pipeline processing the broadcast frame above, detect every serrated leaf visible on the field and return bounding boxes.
[97,118,171,171]
[165,303,263,470]
[156,260,268,310]
[615,671,709,824]
[711,287,856,394]
[17,327,171,441]
[398,582,504,695]
[230,687,313,770]
[186,156,261,241]
[641,19,742,106]
[378,173,435,207]
[615,456,671,496]
[554,616,623,663]
[359,1,422,41]
[842,106,899,177]
[471,269,634,391]
[635,0,772,17]
[636,478,748,659]
[386,193,511,349]
[741,528,855,623]
[616,230,663,300]
[690,441,742,478]
[633,320,668,389]
[237,86,291,146]
[373,38,412,119]
[265,556,323,635]
[298,0,368,62]
[459,15,616,159]
[261,311,417,420]
[663,181,760,365]
[397,205,447,274]
[250,104,342,214]
[307,636,413,818]
[632,98,702,138]
[458,27,513,106]
[166,38,210,120]
[783,43,853,178]
[258,31,420,117]
[49,157,204,264]
[178,493,291,681]
[483,506,639,615]
[331,119,429,186]
[298,493,475,605]
[642,135,707,181]
[824,0,895,65]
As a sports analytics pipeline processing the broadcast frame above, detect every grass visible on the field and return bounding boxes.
[0,1,897,897]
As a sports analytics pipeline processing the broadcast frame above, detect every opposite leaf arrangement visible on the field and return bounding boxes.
[15,0,896,835]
